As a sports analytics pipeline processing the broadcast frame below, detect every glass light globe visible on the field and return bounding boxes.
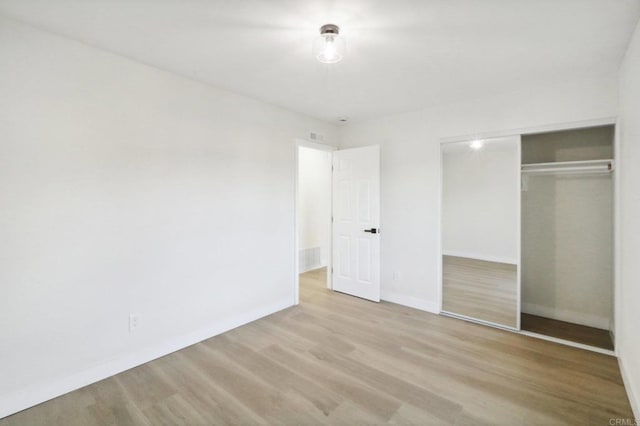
[313,24,345,64]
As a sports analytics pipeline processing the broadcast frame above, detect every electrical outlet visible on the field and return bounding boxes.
[393,271,402,281]
[129,313,140,332]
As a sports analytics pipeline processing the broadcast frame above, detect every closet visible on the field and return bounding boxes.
[520,125,615,350]
[440,123,616,352]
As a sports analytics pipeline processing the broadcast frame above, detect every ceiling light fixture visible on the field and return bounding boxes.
[470,139,485,150]
[313,24,345,64]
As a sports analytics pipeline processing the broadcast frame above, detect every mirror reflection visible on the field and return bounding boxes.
[441,136,520,329]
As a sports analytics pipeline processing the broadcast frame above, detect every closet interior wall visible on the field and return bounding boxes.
[521,126,615,342]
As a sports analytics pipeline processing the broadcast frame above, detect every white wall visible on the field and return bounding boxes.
[297,146,331,271]
[0,17,336,418]
[618,18,640,420]
[442,137,520,264]
[338,74,618,312]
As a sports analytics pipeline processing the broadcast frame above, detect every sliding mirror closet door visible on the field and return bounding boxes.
[441,136,520,329]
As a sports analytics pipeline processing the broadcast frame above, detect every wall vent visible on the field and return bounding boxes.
[309,131,324,142]
[299,247,323,273]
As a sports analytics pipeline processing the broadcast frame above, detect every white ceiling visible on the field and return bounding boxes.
[1,1,639,123]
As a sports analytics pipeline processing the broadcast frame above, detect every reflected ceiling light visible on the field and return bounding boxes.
[470,139,484,150]
[313,24,345,64]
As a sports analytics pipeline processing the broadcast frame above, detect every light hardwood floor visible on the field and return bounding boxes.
[442,255,518,328]
[1,267,633,425]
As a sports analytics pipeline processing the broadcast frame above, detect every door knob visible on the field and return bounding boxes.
[364,228,378,234]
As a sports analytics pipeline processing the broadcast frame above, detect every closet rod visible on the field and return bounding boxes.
[521,166,611,175]
[521,159,614,175]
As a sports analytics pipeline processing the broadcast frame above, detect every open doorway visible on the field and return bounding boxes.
[294,141,381,305]
[295,140,334,304]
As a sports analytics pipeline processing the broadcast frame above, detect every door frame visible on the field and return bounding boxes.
[437,116,619,355]
[294,139,336,305]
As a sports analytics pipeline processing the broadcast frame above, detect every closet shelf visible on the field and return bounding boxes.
[521,159,614,175]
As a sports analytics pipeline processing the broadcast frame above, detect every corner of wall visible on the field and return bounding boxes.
[618,350,640,420]
[617,14,640,422]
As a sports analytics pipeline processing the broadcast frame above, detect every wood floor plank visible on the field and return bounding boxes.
[260,343,403,422]
[521,313,614,350]
[306,346,462,423]
[0,267,634,425]
[146,352,265,425]
[206,335,343,417]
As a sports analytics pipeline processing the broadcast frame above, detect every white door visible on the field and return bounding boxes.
[332,145,380,302]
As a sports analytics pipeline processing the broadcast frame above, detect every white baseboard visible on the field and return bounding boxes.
[442,250,517,265]
[618,350,640,421]
[521,302,610,330]
[382,292,439,314]
[299,263,327,274]
[0,299,293,420]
